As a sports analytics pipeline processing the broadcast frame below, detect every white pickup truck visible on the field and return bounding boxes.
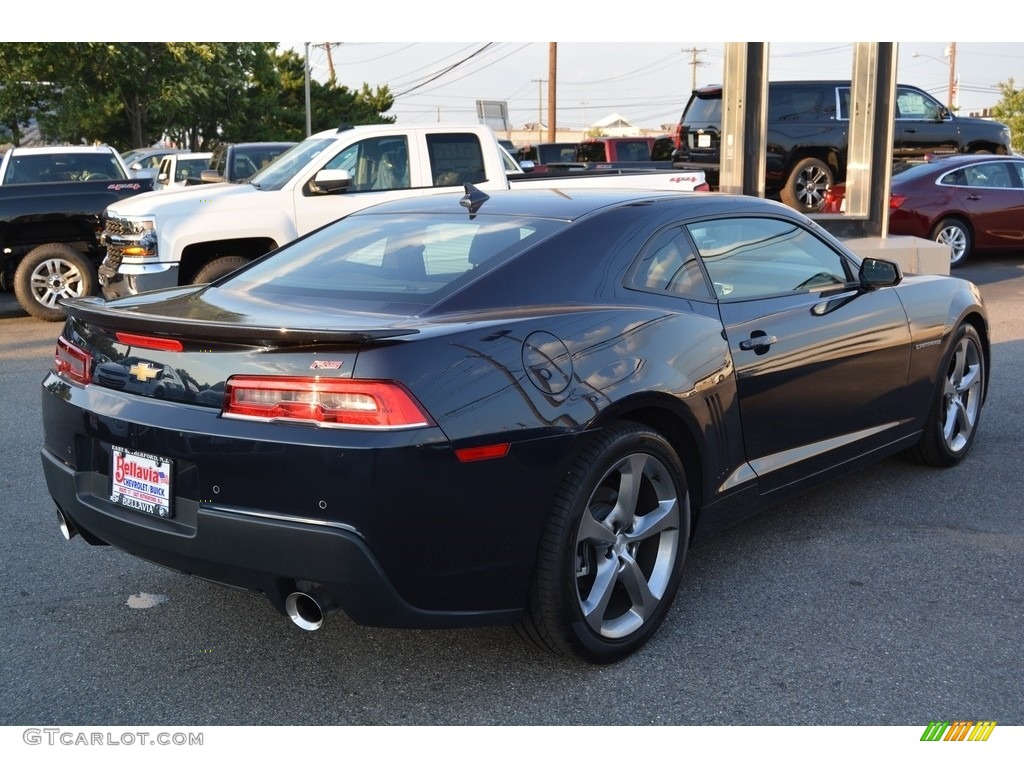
[98,123,707,298]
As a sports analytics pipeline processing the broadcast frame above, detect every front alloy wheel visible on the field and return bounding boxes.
[517,422,690,663]
[938,330,984,455]
[907,323,986,467]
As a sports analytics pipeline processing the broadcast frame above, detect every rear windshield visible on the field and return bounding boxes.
[224,212,565,308]
[682,92,722,126]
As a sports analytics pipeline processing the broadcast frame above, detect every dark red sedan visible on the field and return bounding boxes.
[823,154,1024,267]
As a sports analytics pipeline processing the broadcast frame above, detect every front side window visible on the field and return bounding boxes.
[323,136,410,192]
[896,87,946,120]
[687,217,853,300]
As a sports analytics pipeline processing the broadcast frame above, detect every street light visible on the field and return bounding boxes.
[911,44,958,109]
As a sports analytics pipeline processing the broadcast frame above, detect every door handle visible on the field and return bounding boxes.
[739,334,778,351]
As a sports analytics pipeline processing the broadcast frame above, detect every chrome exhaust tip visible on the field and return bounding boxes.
[285,589,336,631]
[56,508,77,541]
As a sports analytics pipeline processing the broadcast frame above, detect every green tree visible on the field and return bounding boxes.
[0,43,397,151]
[223,48,395,142]
[0,43,54,146]
[991,78,1024,154]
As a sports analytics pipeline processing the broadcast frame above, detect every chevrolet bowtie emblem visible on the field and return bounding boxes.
[129,362,161,383]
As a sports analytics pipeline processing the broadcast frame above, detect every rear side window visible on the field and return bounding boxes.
[627,228,712,300]
[768,87,825,122]
[427,134,486,186]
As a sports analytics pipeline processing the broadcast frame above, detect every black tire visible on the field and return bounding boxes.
[517,421,690,664]
[906,323,985,467]
[192,255,250,284]
[780,157,834,214]
[13,243,96,322]
[931,217,972,268]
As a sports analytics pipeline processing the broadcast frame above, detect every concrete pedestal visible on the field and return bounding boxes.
[841,235,951,276]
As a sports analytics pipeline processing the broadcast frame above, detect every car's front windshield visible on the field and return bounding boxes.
[247,137,337,191]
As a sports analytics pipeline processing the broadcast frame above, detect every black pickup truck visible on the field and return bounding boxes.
[0,178,155,320]
[672,80,1014,213]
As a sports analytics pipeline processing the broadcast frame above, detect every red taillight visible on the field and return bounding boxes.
[115,332,183,352]
[54,336,91,385]
[223,376,434,429]
[889,193,907,210]
[673,124,683,150]
[694,182,711,193]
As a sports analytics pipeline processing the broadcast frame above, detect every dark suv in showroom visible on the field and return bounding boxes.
[672,80,1013,213]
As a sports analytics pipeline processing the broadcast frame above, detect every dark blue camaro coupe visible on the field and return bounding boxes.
[41,186,989,663]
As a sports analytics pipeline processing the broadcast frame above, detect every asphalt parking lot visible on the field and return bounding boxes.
[1,254,1022,728]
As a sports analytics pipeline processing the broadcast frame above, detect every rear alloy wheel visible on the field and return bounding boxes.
[13,243,95,322]
[192,255,251,284]
[907,323,985,467]
[517,422,690,664]
[781,157,834,213]
[932,217,972,268]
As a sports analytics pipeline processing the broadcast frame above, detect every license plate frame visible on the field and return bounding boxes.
[109,446,174,519]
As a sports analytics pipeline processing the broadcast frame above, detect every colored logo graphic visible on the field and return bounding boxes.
[920,721,997,742]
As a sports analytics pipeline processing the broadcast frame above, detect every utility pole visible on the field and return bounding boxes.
[683,47,708,91]
[304,43,311,137]
[532,79,547,142]
[946,42,958,109]
[547,43,557,143]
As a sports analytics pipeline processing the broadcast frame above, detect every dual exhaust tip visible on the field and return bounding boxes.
[285,588,339,631]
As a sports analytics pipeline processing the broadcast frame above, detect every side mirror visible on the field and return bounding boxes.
[200,169,225,184]
[859,257,902,289]
[310,168,352,193]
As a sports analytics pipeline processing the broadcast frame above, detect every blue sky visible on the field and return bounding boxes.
[284,41,1024,131]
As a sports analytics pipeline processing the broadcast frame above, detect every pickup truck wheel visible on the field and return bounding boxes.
[193,256,250,284]
[14,244,95,322]
[781,158,834,214]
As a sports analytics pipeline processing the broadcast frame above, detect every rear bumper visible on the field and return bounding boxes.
[39,374,575,627]
[41,447,520,628]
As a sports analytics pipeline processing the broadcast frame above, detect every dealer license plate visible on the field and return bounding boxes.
[109,447,173,518]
